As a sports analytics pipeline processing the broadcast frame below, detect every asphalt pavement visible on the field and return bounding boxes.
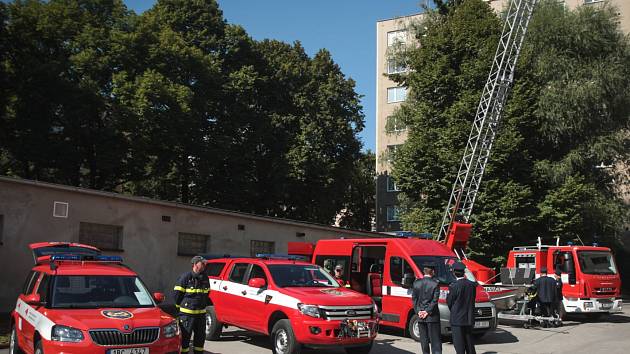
[3,307,630,354]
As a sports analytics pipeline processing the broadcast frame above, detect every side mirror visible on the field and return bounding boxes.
[402,273,415,289]
[248,278,266,288]
[24,293,42,306]
[568,272,576,285]
[153,292,165,304]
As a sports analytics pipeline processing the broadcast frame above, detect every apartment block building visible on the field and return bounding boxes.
[374,0,629,232]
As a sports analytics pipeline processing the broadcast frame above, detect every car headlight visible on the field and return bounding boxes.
[162,320,180,338]
[372,302,379,319]
[51,325,84,342]
[297,303,321,318]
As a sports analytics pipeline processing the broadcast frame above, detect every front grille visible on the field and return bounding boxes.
[89,327,159,346]
[475,307,493,319]
[319,305,373,321]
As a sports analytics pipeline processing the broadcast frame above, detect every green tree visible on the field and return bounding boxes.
[337,151,376,230]
[391,0,630,266]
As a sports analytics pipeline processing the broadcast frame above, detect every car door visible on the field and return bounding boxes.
[218,262,251,325]
[381,254,415,328]
[16,271,40,351]
[240,263,272,332]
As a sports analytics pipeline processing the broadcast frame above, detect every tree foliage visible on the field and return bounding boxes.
[0,0,372,227]
[391,0,630,265]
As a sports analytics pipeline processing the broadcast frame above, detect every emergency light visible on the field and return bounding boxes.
[50,254,123,262]
[255,253,308,261]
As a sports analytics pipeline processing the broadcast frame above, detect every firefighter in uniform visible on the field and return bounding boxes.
[174,256,210,354]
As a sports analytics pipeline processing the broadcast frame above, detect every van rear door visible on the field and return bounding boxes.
[29,242,101,264]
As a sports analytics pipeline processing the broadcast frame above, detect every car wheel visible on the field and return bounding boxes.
[205,306,223,341]
[345,341,374,354]
[407,313,421,342]
[34,341,43,354]
[9,326,22,354]
[271,319,301,354]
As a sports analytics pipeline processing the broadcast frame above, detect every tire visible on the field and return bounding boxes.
[345,341,374,354]
[205,306,223,341]
[271,319,301,354]
[407,313,421,342]
[9,326,22,354]
[34,341,43,354]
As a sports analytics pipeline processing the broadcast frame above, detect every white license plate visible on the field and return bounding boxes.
[474,321,490,328]
[107,348,148,354]
[601,303,612,309]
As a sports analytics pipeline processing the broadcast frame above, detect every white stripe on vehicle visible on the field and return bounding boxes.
[218,280,301,309]
[14,298,56,340]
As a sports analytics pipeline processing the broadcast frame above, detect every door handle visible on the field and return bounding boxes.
[241,290,247,295]
[222,286,228,291]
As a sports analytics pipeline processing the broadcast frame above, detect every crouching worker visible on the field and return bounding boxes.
[174,256,210,353]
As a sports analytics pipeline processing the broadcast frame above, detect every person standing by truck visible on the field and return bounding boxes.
[554,268,563,318]
[447,262,477,354]
[174,256,210,354]
[412,265,442,354]
[533,266,557,327]
[334,264,351,288]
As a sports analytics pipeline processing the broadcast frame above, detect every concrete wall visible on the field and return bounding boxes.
[0,178,378,312]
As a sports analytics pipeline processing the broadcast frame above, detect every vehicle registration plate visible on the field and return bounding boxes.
[474,321,489,329]
[601,303,612,309]
[107,348,149,354]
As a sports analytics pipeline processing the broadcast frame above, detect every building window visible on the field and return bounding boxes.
[387,59,407,74]
[177,232,210,256]
[386,144,401,164]
[387,87,407,103]
[583,0,603,4]
[79,222,123,251]
[387,176,400,192]
[387,206,401,222]
[53,201,69,218]
[387,30,407,46]
[386,115,406,133]
[251,240,275,257]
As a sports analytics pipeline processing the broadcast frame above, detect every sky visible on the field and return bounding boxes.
[124,0,426,152]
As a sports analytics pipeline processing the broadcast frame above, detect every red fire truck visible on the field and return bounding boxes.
[204,255,378,354]
[289,237,497,341]
[497,240,623,317]
[10,242,180,354]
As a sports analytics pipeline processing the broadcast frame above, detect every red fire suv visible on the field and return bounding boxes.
[9,242,180,354]
[204,255,378,354]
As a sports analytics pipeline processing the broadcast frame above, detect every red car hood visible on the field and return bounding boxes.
[44,307,173,331]
[281,287,373,306]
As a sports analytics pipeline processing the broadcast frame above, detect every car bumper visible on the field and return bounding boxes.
[438,302,497,335]
[41,336,181,354]
[563,298,623,313]
[291,317,378,346]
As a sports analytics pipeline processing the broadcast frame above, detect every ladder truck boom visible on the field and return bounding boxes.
[437,0,539,282]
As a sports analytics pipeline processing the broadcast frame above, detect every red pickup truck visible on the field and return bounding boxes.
[204,256,379,354]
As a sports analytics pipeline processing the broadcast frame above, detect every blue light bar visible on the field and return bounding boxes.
[50,254,123,262]
[256,253,308,261]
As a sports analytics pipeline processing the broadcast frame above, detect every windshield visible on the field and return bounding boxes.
[411,256,477,285]
[577,251,617,275]
[267,264,340,288]
[51,276,155,309]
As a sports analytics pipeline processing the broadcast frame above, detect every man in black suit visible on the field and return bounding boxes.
[447,262,477,354]
[412,265,442,354]
[533,266,558,326]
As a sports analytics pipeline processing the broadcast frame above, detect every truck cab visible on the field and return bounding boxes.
[10,242,180,354]
[507,244,622,316]
[204,256,378,354]
[303,238,497,341]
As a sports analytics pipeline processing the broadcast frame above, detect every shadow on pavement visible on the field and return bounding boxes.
[372,338,414,354]
[476,328,519,344]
